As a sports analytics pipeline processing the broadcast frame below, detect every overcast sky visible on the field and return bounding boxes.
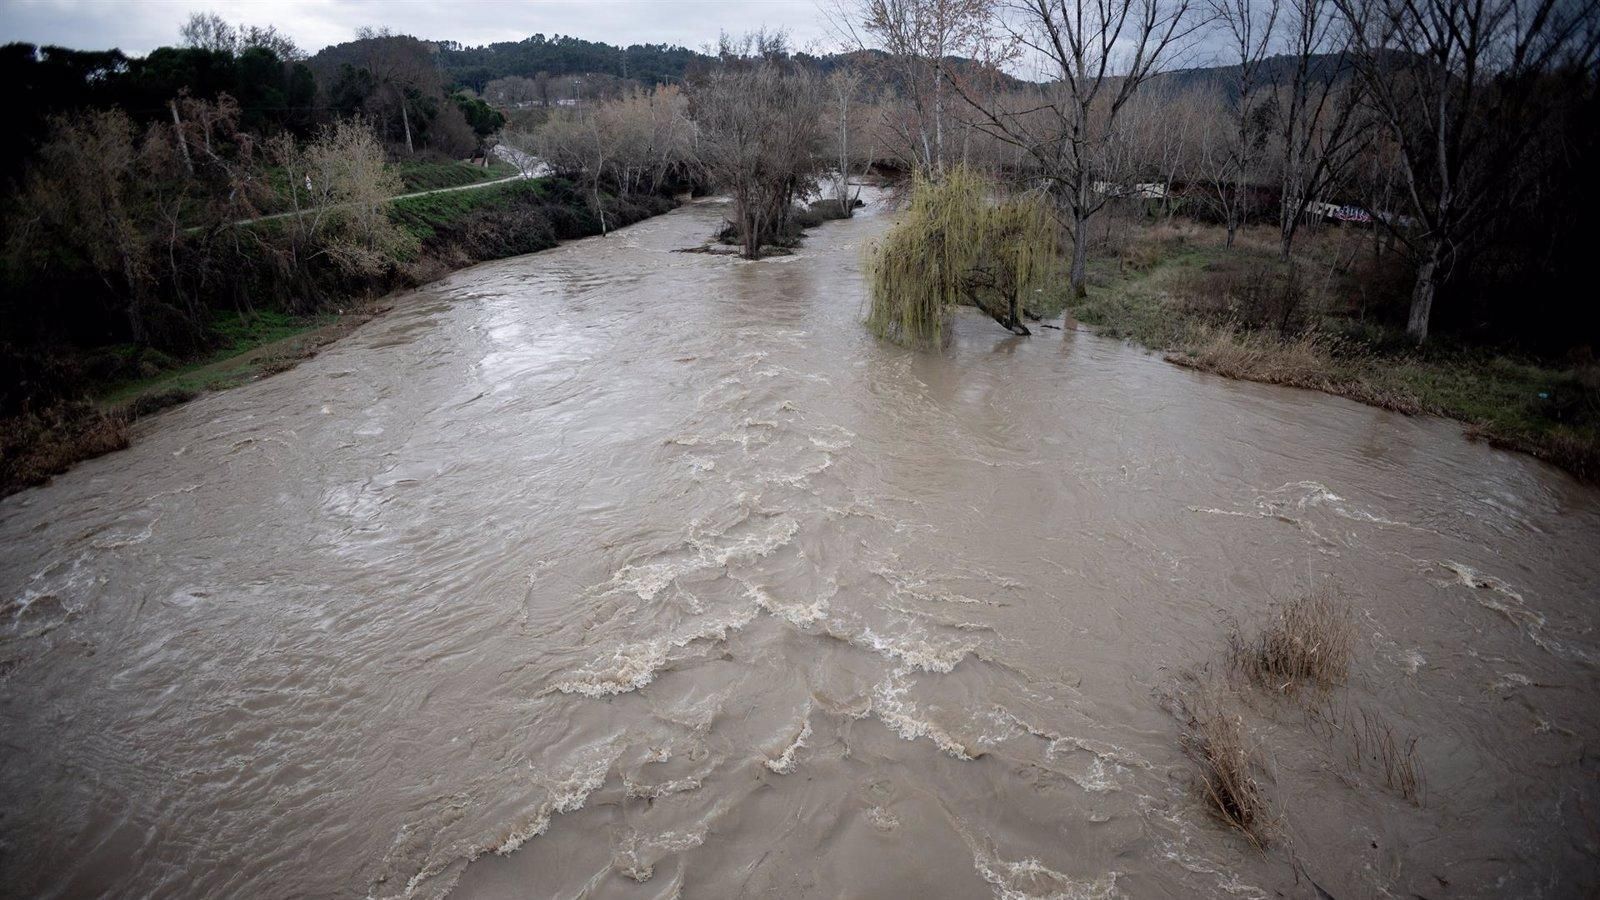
[0,0,839,56]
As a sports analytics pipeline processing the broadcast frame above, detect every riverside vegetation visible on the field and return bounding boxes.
[8,0,1600,493]
[1068,218,1600,478]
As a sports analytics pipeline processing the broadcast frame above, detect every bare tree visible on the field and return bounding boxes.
[509,85,693,232]
[1206,0,1279,246]
[179,12,237,53]
[180,12,301,59]
[829,68,866,213]
[484,76,541,107]
[1119,78,1202,220]
[830,0,993,171]
[956,0,1197,295]
[690,48,827,258]
[1336,0,1600,341]
[1273,0,1365,259]
[267,119,411,301]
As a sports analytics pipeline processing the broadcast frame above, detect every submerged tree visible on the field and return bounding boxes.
[690,42,827,258]
[867,167,1058,347]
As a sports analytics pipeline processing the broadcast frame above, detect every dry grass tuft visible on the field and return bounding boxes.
[1179,327,1334,386]
[1306,700,1427,805]
[1350,708,1424,804]
[1231,588,1357,695]
[1178,693,1273,847]
[1169,327,1427,415]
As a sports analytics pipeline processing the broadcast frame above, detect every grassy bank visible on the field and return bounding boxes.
[393,159,517,192]
[1,177,679,498]
[1068,221,1599,479]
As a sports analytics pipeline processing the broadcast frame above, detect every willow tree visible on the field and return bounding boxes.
[867,167,1058,347]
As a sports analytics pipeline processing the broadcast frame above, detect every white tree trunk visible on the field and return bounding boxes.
[1407,243,1442,342]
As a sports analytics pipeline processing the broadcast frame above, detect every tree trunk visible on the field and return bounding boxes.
[1407,242,1443,343]
[933,57,944,173]
[169,101,194,176]
[592,175,608,235]
[1069,207,1090,298]
[399,91,414,155]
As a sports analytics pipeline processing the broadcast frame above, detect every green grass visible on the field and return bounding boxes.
[389,178,551,241]
[1073,247,1210,346]
[394,159,517,193]
[98,309,332,407]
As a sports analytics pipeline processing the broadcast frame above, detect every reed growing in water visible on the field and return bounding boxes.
[866,167,1059,348]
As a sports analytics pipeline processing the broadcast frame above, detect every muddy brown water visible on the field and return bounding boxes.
[3,195,1598,899]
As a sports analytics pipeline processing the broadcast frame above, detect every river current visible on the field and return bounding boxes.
[3,195,1597,898]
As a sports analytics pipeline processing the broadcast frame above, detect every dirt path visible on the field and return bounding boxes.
[227,170,535,228]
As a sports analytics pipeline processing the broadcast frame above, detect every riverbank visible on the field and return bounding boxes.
[0,176,679,498]
[6,193,1593,899]
[1068,220,1599,479]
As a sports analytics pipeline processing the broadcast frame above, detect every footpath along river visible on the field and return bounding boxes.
[2,194,1597,899]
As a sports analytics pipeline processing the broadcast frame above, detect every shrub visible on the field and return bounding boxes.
[1230,587,1357,694]
[867,167,1058,347]
[1177,693,1272,847]
[1173,258,1311,334]
[1,402,130,496]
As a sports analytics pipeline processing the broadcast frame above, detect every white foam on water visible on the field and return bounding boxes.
[1438,560,1592,661]
[1140,794,1268,900]
[764,703,813,774]
[495,743,624,855]
[372,744,623,900]
[746,580,834,627]
[871,668,981,760]
[1489,672,1534,693]
[550,606,758,697]
[615,826,709,883]
[1188,481,1423,549]
[970,847,1121,900]
[606,512,799,602]
[874,566,993,607]
[986,710,1150,790]
[859,625,977,673]
[866,806,900,832]
[624,776,703,801]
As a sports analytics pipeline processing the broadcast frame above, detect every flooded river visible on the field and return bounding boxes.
[3,196,1598,899]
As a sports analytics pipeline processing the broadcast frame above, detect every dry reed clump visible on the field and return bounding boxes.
[1230,588,1357,695]
[1169,327,1427,416]
[866,166,1057,347]
[1176,692,1273,847]
[1306,700,1426,805]
[1350,709,1425,804]
[1175,326,1335,387]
